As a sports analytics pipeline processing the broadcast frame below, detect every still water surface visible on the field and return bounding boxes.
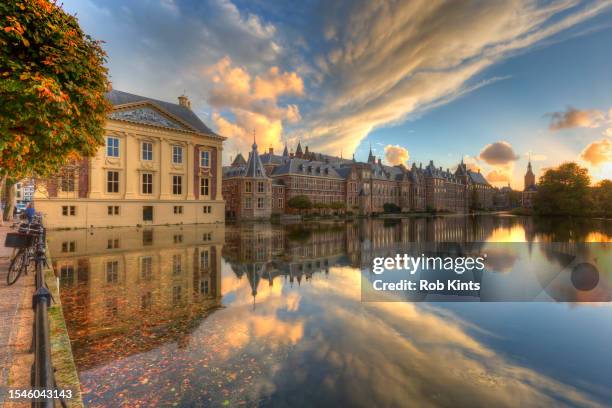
[48,215,612,407]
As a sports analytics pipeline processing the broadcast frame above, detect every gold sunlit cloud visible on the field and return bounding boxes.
[384,145,410,166]
[205,56,304,159]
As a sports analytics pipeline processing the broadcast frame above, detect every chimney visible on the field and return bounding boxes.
[178,94,191,109]
[269,147,274,154]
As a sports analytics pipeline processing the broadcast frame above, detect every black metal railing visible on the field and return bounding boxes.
[26,215,65,408]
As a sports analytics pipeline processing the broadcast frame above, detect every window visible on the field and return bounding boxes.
[258,182,264,193]
[141,292,152,310]
[173,206,183,214]
[172,145,183,164]
[202,206,212,214]
[172,175,182,195]
[140,257,152,280]
[107,239,119,249]
[245,182,252,193]
[200,279,209,295]
[257,197,264,209]
[107,206,120,215]
[173,234,183,243]
[200,178,209,196]
[202,233,212,241]
[106,137,119,157]
[200,250,209,269]
[61,241,75,252]
[106,261,119,283]
[200,150,210,167]
[142,230,153,246]
[141,141,153,161]
[143,207,153,223]
[245,198,252,209]
[172,254,182,275]
[107,171,119,193]
[172,286,182,304]
[142,173,153,194]
[278,198,284,208]
[60,170,75,192]
[62,206,76,216]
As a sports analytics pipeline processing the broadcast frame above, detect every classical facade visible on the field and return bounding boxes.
[222,143,494,219]
[35,90,225,228]
[522,160,537,208]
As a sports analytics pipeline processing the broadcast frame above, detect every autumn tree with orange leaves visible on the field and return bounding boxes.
[0,0,110,220]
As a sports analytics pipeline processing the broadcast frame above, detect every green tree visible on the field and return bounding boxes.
[534,162,591,216]
[469,188,481,212]
[592,179,611,217]
[287,195,312,214]
[1,0,110,219]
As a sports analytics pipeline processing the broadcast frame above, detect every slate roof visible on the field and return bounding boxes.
[232,153,247,166]
[270,158,343,179]
[467,170,489,185]
[245,145,268,178]
[260,152,289,166]
[107,89,217,135]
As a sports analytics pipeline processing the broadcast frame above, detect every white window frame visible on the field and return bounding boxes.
[172,175,182,195]
[106,137,119,157]
[200,150,210,167]
[172,145,183,164]
[142,173,153,195]
[200,177,209,196]
[142,141,153,161]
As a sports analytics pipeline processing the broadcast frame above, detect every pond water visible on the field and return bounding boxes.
[48,215,612,407]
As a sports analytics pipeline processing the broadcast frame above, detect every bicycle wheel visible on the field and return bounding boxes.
[7,249,27,285]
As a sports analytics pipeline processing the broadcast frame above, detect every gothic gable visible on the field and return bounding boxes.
[109,106,191,131]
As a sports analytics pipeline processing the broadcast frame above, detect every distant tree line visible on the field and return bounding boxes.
[534,162,611,217]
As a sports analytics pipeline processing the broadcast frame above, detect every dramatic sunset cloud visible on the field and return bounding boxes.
[479,141,520,166]
[487,169,512,184]
[205,56,304,155]
[384,145,410,166]
[61,0,612,173]
[581,138,612,166]
[548,106,605,131]
[297,1,612,154]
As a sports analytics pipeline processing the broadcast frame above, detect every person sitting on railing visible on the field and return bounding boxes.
[25,202,35,224]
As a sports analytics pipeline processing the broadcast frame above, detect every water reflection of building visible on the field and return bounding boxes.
[222,216,512,302]
[49,224,224,369]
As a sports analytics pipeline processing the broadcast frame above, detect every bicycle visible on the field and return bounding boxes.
[5,216,44,285]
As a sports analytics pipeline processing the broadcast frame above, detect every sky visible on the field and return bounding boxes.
[62,0,612,187]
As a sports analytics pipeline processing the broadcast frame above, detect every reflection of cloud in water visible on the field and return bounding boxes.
[483,246,519,272]
[199,265,603,406]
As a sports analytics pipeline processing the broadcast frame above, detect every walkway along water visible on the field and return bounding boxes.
[0,221,83,408]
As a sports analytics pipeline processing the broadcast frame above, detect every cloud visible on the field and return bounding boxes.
[213,111,283,156]
[63,0,612,159]
[548,106,604,131]
[479,141,519,165]
[205,56,304,157]
[487,169,512,183]
[384,145,409,166]
[296,1,611,154]
[462,155,482,172]
[580,138,612,166]
[527,153,547,161]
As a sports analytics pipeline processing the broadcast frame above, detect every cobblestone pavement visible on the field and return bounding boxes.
[0,226,29,405]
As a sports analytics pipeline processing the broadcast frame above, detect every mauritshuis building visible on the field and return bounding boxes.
[223,141,495,220]
[35,90,225,229]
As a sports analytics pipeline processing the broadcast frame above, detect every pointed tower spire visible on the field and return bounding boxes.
[367,142,375,164]
[283,144,289,157]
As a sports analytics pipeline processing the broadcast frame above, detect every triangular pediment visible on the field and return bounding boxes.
[109,104,191,131]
